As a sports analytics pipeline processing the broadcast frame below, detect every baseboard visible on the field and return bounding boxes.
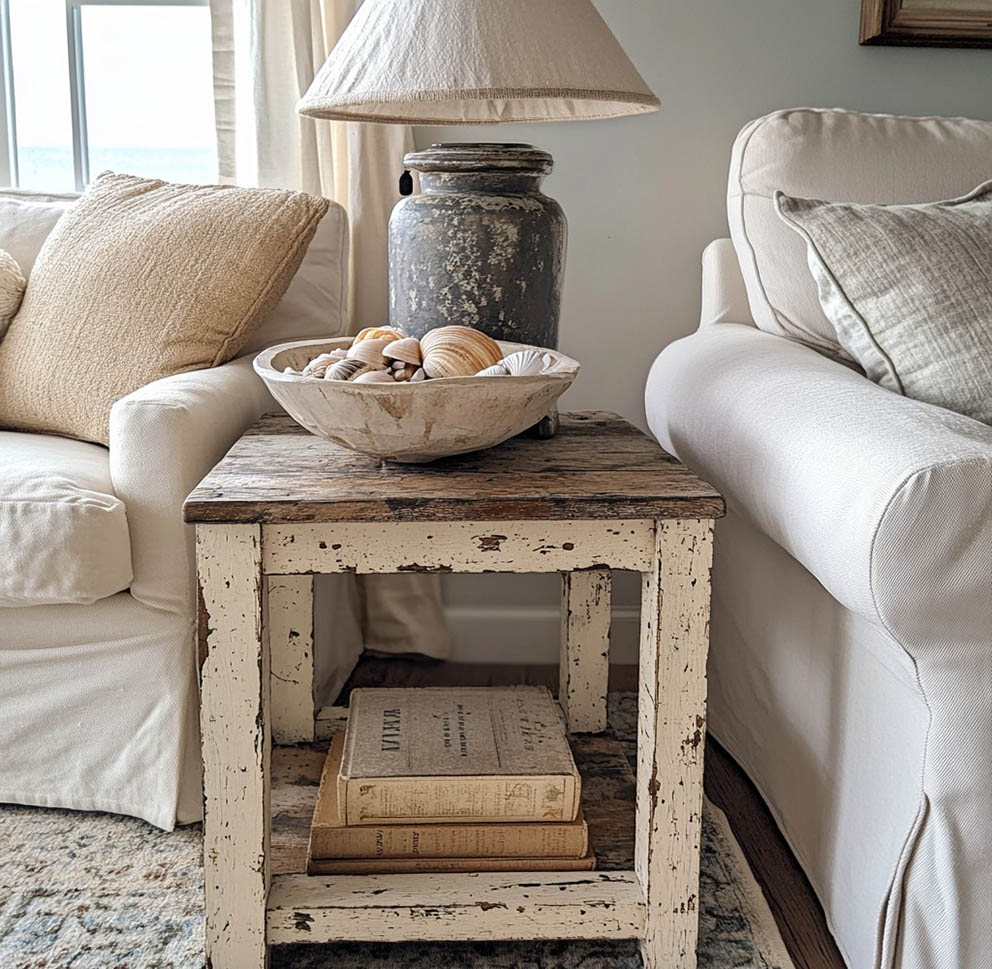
[443,604,640,664]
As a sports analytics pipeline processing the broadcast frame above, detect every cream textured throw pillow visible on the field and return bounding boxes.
[0,172,329,444]
[776,181,992,425]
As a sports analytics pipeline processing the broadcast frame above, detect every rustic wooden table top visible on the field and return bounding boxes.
[183,411,724,524]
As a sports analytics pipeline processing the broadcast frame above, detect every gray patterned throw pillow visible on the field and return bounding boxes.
[775,181,992,425]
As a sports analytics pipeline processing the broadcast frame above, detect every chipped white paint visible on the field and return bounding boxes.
[559,569,611,732]
[196,512,716,967]
[268,575,315,744]
[267,871,644,944]
[262,520,654,575]
[197,524,269,969]
[635,520,715,969]
[314,704,349,741]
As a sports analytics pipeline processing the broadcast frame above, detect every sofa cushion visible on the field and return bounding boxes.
[728,108,992,357]
[0,172,329,444]
[244,198,350,352]
[0,187,349,353]
[776,181,992,425]
[0,431,132,605]
[0,190,74,277]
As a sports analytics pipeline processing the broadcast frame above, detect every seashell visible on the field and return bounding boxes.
[354,325,405,344]
[420,326,502,379]
[409,367,426,382]
[475,362,509,377]
[348,337,390,366]
[500,349,553,377]
[326,359,374,381]
[301,352,339,377]
[382,337,423,366]
[328,348,349,361]
[353,369,397,384]
[390,359,406,372]
[282,366,300,375]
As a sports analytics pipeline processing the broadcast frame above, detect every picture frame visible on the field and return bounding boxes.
[860,0,992,48]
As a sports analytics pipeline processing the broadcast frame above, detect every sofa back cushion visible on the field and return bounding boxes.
[728,107,992,357]
[0,186,349,350]
[0,189,75,277]
[0,172,328,444]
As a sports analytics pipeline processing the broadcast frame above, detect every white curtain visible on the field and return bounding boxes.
[210,0,410,328]
[209,0,450,696]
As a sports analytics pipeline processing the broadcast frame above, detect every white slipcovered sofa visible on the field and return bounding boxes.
[0,187,353,830]
[647,109,992,969]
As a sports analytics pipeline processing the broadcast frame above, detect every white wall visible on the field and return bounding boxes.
[417,0,992,662]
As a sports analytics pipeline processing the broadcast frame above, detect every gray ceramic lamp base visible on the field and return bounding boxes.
[388,142,567,438]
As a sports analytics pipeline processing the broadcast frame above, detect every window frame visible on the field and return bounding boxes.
[0,0,209,191]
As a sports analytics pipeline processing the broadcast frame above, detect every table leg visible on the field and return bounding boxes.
[197,524,270,969]
[559,568,611,733]
[268,574,316,744]
[636,520,715,969]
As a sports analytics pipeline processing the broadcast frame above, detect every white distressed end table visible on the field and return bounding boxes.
[183,411,724,969]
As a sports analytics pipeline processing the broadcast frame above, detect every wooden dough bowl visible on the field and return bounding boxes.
[254,338,580,463]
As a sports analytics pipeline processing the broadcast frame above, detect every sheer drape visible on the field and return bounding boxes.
[209,0,450,696]
[210,0,410,328]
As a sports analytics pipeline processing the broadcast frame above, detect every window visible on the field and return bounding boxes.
[0,0,217,192]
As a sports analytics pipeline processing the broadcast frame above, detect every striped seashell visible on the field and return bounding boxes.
[348,337,390,366]
[301,352,338,377]
[382,337,423,366]
[326,359,375,381]
[420,326,502,379]
[354,325,405,344]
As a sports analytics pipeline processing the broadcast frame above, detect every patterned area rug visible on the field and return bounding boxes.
[0,696,794,969]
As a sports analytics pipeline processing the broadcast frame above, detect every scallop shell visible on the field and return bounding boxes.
[354,326,405,344]
[420,326,503,379]
[326,359,375,381]
[348,337,390,366]
[475,362,509,377]
[353,369,396,384]
[382,337,423,366]
[501,349,553,377]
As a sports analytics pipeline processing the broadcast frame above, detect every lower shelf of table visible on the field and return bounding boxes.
[268,730,641,943]
[267,869,645,943]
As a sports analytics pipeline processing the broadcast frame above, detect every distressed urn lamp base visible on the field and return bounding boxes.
[388,143,567,438]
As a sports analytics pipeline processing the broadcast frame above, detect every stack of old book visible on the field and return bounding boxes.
[307,685,594,874]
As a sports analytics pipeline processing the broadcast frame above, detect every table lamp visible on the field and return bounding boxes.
[297,0,658,358]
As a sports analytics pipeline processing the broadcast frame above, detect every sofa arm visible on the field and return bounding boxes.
[645,324,992,647]
[109,355,273,614]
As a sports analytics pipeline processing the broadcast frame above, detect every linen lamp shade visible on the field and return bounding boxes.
[296,0,660,124]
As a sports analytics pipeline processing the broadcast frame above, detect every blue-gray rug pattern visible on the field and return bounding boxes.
[0,695,793,969]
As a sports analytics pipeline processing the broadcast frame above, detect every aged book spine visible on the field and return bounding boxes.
[307,852,596,875]
[311,816,588,860]
[340,773,580,826]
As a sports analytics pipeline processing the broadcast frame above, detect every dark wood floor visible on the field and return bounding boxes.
[341,658,846,969]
